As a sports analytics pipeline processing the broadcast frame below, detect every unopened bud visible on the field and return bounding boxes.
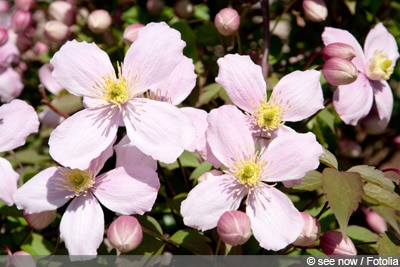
[7,251,35,267]
[214,7,240,36]
[174,0,194,19]
[0,28,8,46]
[320,230,357,255]
[302,0,327,22]
[146,0,165,15]
[0,0,11,13]
[48,0,75,26]
[123,24,144,45]
[322,43,357,61]
[11,10,31,33]
[361,207,387,234]
[292,212,321,247]
[24,210,57,230]
[217,210,251,246]
[87,9,112,34]
[15,0,35,10]
[44,20,70,44]
[322,57,358,86]
[33,41,49,55]
[107,215,143,253]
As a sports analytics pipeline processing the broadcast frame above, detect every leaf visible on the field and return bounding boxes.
[319,148,338,169]
[347,225,379,243]
[348,165,395,191]
[292,170,322,191]
[377,232,400,255]
[322,168,364,236]
[169,229,212,255]
[196,22,220,46]
[363,183,400,210]
[20,232,53,255]
[132,215,165,255]
[196,83,223,107]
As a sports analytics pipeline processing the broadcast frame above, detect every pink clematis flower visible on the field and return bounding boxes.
[181,105,323,250]
[48,22,196,169]
[216,54,324,138]
[13,142,160,258]
[322,23,399,127]
[0,99,39,205]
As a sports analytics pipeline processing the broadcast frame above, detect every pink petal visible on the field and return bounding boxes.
[0,158,19,206]
[206,105,255,167]
[123,22,186,92]
[13,167,70,213]
[372,80,393,128]
[180,107,208,153]
[38,63,63,95]
[322,27,366,71]
[94,165,160,215]
[0,67,23,102]
[216,54,266,113]
[49,108,119,169]
[247,186,303,250]
[0,99,39,152]
[50,40,115,98]
[114,135,157,171]
[272,70,324,121]
[123,99,196,164]
[364,23,399,67]
[333,74,373,125]
[181,174,245,231]
[60,195,104,257]
[261,132,323,183]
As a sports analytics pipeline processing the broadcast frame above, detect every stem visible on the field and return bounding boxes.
[316,201,330,220]
[177,158,190,192]
[141,226,180,248]
[260,0,270,81]
[39,85,70,119]
[303,51,322,70]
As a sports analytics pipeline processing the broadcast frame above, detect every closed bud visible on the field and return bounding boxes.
[214,7,240,36]
[24,210,57,230]
[174,0,194,19]
[361,207,387,234]
[0,28,8,46]
[107,215,143,253]
[320,230,357,255]
[302,0,327,22]
[33,41,49,55]
[322,43,357,61]
[44,20,70,43]
[293,212,321,247]
[48,0,75,26]
[123,24,144,45]
[87,9,112,34]
[11,10,31,33]
[322,57,358,86]
[15,0,35,11]
[217,210,251,246]
[0,0,11,13]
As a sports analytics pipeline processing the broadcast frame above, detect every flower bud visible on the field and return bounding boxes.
[174,0,194,19]
[214,7,240,36]
[217,210,251,246]
[11,10,31,33]
[7,251,35,267]
[24,210,57,230]
[48,0,75,26]
[322,57,358,86]
[0,28,8,46]
[0,0,11,13]
[320,230,357,255]
[292,212,321,247]
[302,0,327,22]
[107,215,143,253]
[87,9,112,34]
[322,43,357,61]
[15,0,35,11]
[361,207,387,234]
[123,24,144,45]
[44,20,70,44]
[146,0,165,15]
[33,41,49,55]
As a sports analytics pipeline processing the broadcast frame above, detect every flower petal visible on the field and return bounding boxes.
[372,80,393,129]
[180,107,208,153]
[50,40,115,97]
[0,99,39,152]
[60,195,104,257]
[333,74,373,125]
[13,167,70,213]
[181,174,245,231]
[0,67,24,102]
[247,186,303,251]
[49,108,119,169]
[94,165,160,215]
[0,158,19,206]
[206,105,255,167]
[216,54,266,113]
[38,63,63,95]
[272,70,324,121]
[123,99,196,164]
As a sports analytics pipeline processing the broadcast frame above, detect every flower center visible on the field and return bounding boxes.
[254,102,283,131]
[366,50,393,80]
[234,160,261,187]
[103,75,129,105]
[57,168,95,198]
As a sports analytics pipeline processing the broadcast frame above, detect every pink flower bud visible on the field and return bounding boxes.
[214,7,240,36]
[107,215,143,253]
[87,9,112,34]
[11,10,31,33]
[24,210,57,230]
[0,28,8,46]
[322,43,357,61]
[15,0,35,10]
[33,41,49,55]
[7,251,35,267]
[322,57,358,86]
[146,0,165,15]
[174,0,194,19]
[361,207,387,234]
[0,0,11,13]
[292,212,321,247]
[217,210,251,246]
[48,0,75,26]
[302,0,327,22]
[320,230,357,255]
[44,20,70,44]
[123,24,144,45]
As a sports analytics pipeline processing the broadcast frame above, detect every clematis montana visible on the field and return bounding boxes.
[322,23,399,127]
[216,54,324,138]
[0,99,39,206]
[181,105,323,250]
[48,22,196,169]
[13,142,160,258]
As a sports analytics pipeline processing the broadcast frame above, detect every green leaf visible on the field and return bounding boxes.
[169,229,212,255]
[377,232,400,255]
[322,168,364,236]
[363,183,400,210]
[319,148,338,169]
[20,232,53,255]
[347,225,379,243]
[196,22,220,46]
[159,151,200,171]
[348,165,395,191]
[196,83,223,107]
[292,170,322,191]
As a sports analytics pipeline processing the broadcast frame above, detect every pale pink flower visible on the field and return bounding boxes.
[216,54,324,138]
[181,105,323,250]
[13,143,159,258]
[48,22,196,169]
[322,23,399,127]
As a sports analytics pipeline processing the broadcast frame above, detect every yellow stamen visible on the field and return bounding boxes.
[366,50,393,80]
[56,168,95,198]
[254,101,284,131]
